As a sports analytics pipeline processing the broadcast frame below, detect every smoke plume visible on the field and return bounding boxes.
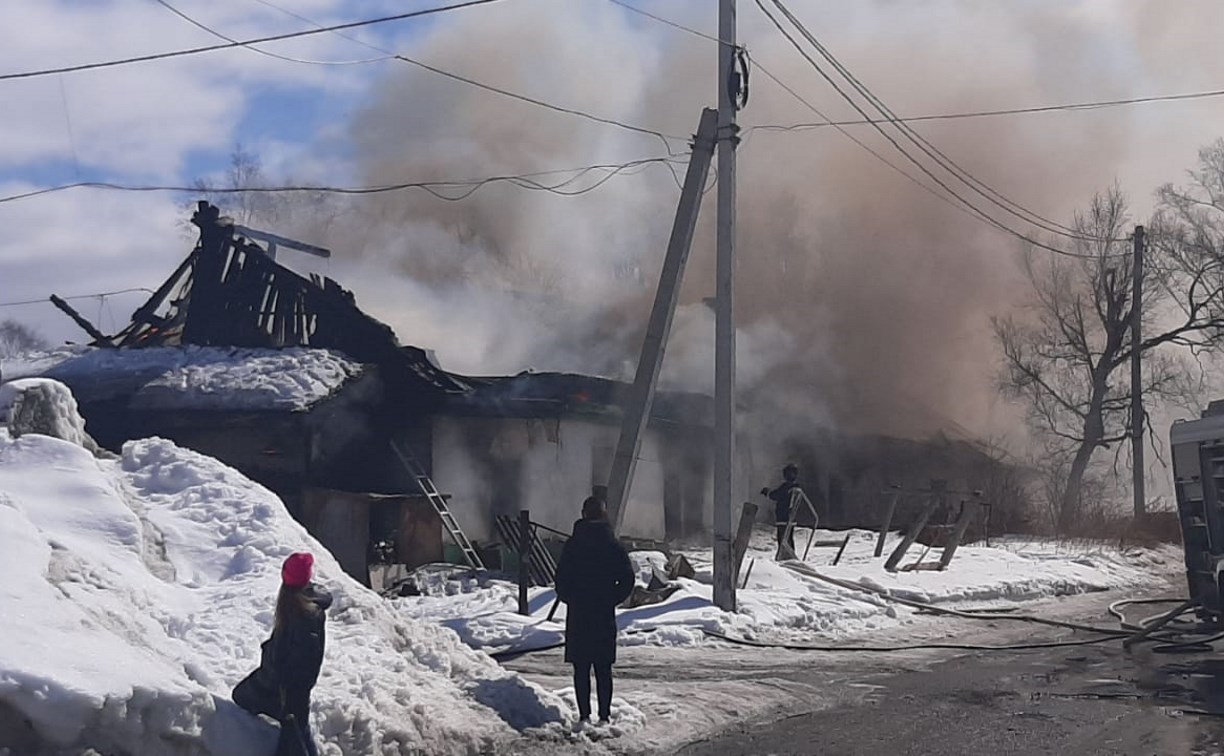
[274,0,1220,455]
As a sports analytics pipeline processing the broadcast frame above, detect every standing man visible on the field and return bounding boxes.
[554,496,635,726]
[762,463,801,559]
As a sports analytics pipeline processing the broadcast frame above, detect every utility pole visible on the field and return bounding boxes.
[1131,225,1146,519]
[607,109,719,532]
[713,0,740,612]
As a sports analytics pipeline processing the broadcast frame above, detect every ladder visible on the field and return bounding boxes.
[389,440,485,570]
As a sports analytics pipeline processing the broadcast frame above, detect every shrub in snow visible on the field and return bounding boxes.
[0,429,568,755]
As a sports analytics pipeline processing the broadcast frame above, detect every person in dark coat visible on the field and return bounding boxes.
[270,552,332,756]
[762,463,801,557]
[554,496,635,725]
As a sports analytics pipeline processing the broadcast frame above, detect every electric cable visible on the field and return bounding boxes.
[153,0,392,66]
[611,0,1144,259]
[753,0,1123,261]
[603,0,1005,231]
[749,58,991,228]
[753,89,1224,131]
[0,0,504,81]
[604,0,726,46]
[0,287,155,309]
[607,0,1224,136]
[246,0,688,155]
[0,155,687,205]
[766,0,1096,243]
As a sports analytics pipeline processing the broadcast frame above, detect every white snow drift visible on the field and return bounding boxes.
[0,379,568,756]
[401,527,1180,655]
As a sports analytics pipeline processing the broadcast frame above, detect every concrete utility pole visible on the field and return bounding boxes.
[1131,225,1146,519]
[713,0,740,612]
[607,109,719,532]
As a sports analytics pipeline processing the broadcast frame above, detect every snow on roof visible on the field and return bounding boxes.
[0,427,573,754]
[1,345,363,412]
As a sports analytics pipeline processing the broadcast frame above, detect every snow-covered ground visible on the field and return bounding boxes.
[0,380,584,756]
[0,376,1184,755]
[1,345,362,411]
[397,526,1180,657]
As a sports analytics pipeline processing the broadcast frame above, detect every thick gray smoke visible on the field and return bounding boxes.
[282,0,1216,454]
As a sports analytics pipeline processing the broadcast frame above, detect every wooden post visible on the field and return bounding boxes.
[832,533,852,566]
[885,491,941,573]
[938,502,975,570]
[740,557,756,589]
[518,509,530,616]
[732,502,758,583]
[874,488,900,558]
[1131,225,1146,519]
[797,491,820,561]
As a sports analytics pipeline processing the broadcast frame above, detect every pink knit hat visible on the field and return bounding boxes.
[281,552,314,588]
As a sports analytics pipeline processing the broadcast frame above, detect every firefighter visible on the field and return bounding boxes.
[762,463,801,558]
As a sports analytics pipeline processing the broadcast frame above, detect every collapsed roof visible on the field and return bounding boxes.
[40,201,708,426]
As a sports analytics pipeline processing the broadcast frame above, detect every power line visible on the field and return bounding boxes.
[751,88,1224,132]
[754,0,1118,260]
[245,0,688,153]
[767,0,1093,243]
[0,0,503,82]
[604,0,1095,247]
[603,0,982,220]
[604,0,725,46]
[153,0,391,66]
[604,0,1224,134]
[750,60,985,224]
[0,156,688,205]
[0,288,155,309]
[605,0,1194,256]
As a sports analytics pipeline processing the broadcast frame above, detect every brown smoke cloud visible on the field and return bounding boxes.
[285,0,1224,451]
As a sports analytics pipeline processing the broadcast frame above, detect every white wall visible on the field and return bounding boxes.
[431,415,667,543]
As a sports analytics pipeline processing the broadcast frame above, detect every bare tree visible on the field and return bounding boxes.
[994,185,1224,531]
[192,144,282,226]
[0,320,49,359]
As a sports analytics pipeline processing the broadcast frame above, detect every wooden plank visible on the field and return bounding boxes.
[49,295,111,344]
[884,493,940,573]
[938,502,976,569]
[831,533,852,566]
[875,489,900,558]
[732,501,759,582]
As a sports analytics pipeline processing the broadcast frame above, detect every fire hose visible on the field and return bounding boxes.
[487,563,1223,659]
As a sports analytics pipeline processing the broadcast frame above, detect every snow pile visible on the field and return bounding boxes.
[1,345,362,411]
[402,527,1179,655]
[0,378,94,450]
[0,421,572,754]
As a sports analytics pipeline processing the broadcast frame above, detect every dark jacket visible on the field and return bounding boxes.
[554,518,635,665]
[271,583,333,695]
[768,481,800,524]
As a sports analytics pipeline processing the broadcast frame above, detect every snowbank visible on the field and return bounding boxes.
[1,345,362,411]
[0,424,571,754]
[400,527,1179,655]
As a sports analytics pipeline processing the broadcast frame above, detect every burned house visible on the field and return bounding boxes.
[5,202,713,583]
[3,202,1021,584]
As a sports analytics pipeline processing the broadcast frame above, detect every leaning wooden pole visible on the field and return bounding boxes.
[606,109,719,533]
